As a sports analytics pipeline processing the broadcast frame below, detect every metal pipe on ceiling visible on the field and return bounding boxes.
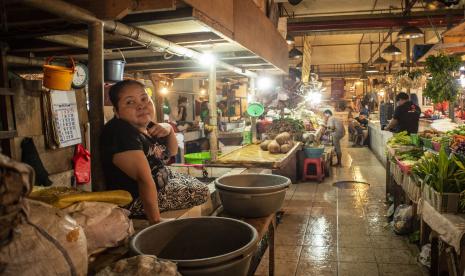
[6,55,44,66]
[21,0,258,78]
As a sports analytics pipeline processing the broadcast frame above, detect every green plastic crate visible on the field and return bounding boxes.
[410,134,420,147]
[420,137,433,150]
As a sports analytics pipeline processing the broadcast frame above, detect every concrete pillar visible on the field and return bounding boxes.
[208,64,218,161]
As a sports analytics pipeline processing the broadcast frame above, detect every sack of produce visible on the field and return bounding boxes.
[392,204,413,235]
[0,199,88,276]
[96,255,180,276]
[418,244,431,268]
[29,186,133,209]
[64,201,134,255]
[0,153,34,245]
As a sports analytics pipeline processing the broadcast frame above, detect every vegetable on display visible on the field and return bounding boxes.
[387,131,412,146]
[411,149,465,193]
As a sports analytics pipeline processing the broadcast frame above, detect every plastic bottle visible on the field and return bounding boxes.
[243,125,252,145]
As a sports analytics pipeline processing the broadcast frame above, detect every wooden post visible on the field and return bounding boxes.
[249,77,257,143]
[208,63,218,161]
[0,44,15,158]
[88,22,105,191]
[149,74,164,123]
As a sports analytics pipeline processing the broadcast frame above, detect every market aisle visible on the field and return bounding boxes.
[255,138,427,276]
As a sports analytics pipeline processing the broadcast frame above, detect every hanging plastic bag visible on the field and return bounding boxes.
[73,144,91,184]
[418,244,431,268]
[393,204,413,235]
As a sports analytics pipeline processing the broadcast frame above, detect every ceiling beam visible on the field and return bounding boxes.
[121,7,194,25]
[66,0,176,20]
[288,10,464,34]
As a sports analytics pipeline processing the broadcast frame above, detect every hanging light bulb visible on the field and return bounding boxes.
[373,33,388,64]
[289,47,303,58]
[383,31,402,56]
[286,34,295,45]
[366,42,379,73]
[398,26,424,39]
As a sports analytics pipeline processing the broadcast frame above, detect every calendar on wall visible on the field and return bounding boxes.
[50,90,82,148]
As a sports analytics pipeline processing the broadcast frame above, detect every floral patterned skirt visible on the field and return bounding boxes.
[128,168,210,216]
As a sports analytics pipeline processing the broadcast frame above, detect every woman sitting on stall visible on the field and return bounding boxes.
[101,80,209,224]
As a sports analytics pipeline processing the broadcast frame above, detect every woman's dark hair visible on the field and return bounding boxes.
[109,80,145,110]
[324,109,333,116]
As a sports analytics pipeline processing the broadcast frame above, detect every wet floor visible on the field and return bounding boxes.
[255,138,427,276]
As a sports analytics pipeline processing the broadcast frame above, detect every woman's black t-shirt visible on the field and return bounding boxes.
[101,118,170,199]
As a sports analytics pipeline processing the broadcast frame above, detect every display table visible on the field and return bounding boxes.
[420,200,465,276]
[210,143,302,183]
[218,211,277,276]
[368,120,393,166]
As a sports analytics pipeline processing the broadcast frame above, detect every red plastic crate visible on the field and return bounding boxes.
[396,157,412,174]
[432,141,441,152]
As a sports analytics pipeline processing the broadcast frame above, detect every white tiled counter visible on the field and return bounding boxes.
[368,120,393,167]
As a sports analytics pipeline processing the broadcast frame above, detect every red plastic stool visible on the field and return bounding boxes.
[303,157,325,182]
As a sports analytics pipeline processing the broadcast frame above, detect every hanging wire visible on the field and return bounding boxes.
[420,0,441,41]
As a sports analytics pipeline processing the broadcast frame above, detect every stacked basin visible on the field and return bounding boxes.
[215,173,291,218]
[130,217,258,276]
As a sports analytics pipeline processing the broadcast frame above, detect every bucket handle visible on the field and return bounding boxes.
[46,56,75,71]
[117,49,126,64]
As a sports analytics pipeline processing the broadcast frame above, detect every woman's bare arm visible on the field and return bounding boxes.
[113,150,161,224]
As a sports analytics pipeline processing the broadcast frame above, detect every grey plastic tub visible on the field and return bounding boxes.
[215,173,291,194]
[217,187,287,218]
[104,60,125,82]
[130,217,258,276]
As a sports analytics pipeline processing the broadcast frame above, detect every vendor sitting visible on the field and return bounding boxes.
[349,112,369,147]
[101,80,209,224]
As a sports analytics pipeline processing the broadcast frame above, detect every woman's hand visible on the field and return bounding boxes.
[147,123,172,138]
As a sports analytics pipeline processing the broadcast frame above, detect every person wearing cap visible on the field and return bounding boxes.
[353,111,369,146]
[385,92,421,134]
[322,109,345,166]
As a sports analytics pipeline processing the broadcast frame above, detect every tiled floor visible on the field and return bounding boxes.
[255,138,427,276]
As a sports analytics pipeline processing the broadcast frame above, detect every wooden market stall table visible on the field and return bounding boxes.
[420,200,465,276]
[216,211,277,276]
[209,143,302,183]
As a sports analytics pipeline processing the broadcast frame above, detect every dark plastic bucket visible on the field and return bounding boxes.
[130,217,258,276]
[104,60,125,82]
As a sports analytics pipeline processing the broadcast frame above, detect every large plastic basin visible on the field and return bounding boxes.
[215,173,291,194]
[215,174,291,218]
[130,217,258,276]
[217,188,287,218]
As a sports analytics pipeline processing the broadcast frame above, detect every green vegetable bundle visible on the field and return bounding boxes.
[397,148,424,161]
[412,149,465,193]
[387,131,412,146]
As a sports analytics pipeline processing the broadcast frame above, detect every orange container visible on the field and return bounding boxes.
[43,56,75,91]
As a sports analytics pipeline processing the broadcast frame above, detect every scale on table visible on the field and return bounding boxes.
[246,102,264,117]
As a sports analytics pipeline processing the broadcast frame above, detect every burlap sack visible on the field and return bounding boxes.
[0,199,88,276]
[64,201,134,255]
[96,255,180,276]
[0,153,34,244]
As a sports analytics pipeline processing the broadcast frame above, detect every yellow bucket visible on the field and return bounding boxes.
[43,56,75,91]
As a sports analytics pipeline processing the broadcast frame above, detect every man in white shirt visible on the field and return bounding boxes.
[323,109,345,166]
